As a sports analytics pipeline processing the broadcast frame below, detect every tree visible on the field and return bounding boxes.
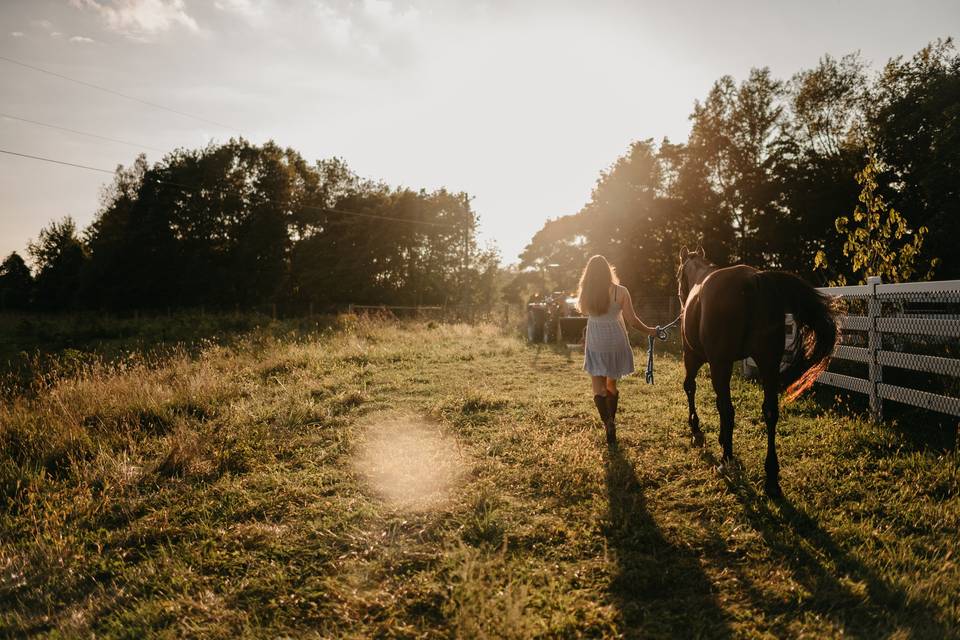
[518,140,683,296]
[687,69,788,266]
[518,213,589,293]
[518,41,953,289]
[82,155,149,309]
[580,139,680,293]
[28,217,88,310]
[657,139,730,265]
[789,53,869,158]
[772,53,869,281]
[869,38,960,279]
[815,155,936,284]
[86,140,332,310]
[0,252,33,310]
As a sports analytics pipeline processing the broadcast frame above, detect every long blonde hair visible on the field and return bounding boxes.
[576,255,619,316]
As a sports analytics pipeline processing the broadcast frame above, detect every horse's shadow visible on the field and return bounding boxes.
[702,450,950,638]
[604,445,732,638]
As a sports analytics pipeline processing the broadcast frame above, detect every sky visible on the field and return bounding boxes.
[1,0,958,265]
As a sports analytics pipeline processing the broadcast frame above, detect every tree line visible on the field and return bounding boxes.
[2,39,956,313]
[516,39,959,297]
[0,139,498,313]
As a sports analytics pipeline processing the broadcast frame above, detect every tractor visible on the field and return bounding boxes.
[526,291,588,344]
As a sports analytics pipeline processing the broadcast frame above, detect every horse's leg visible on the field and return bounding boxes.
[709,360,735,466]
[683,349,705,447]
[758,362,782,497]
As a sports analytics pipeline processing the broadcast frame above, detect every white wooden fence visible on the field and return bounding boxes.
[816,276,960,420]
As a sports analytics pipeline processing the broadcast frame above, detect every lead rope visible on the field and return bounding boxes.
[644,313,682,384]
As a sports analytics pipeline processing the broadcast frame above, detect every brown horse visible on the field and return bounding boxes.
[677,247,837,497]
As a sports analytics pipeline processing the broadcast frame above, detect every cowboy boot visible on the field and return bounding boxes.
[593,394,609,430]
[605,392,619,445]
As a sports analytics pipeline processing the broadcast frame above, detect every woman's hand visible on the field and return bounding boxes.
[631,319,656,336]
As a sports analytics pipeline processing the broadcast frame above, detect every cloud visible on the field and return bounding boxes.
[50,32,63,38]
[316,3,353,48]
[313,0,420,64]
[10,32,25,37]
[214,0,266,23]
[361,0,418,29]
[70,0,199,39]
[69,35,96,43]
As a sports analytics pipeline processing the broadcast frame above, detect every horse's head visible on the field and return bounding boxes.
[677,245,707,305]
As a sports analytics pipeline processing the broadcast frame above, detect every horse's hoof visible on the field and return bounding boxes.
[691,431,705,448]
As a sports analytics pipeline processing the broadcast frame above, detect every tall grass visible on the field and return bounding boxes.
[1,314,957,637]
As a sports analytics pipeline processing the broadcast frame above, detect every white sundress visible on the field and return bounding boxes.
[583,287,635,379]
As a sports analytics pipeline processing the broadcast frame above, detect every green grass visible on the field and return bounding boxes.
[0,311,334,396]
[1,316,958,638]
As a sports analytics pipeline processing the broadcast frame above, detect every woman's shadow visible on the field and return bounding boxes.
[604,444,732,638]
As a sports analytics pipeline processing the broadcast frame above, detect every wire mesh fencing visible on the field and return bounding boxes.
[817,277,960,419]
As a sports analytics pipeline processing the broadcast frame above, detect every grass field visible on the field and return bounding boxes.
[1,316,958,638]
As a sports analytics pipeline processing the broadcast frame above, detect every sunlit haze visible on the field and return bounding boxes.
[2,0,957,263]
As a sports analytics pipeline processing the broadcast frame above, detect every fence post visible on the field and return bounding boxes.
[867,275,883,421]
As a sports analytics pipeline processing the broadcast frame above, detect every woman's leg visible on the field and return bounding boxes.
[605,378,618,396]
[592,376,608,396]
[605,377,620,441]
[591,376,609,427]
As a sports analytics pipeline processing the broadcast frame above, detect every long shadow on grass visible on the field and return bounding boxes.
[604,446,732,639]
[529,342,574,368]
[707,451,950,638]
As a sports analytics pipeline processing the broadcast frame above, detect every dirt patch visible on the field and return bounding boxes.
[355,413,467,511]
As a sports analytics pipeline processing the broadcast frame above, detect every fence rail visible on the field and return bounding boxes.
[816,276,960,419]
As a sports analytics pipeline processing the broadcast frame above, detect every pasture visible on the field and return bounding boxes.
[1,316,958,638]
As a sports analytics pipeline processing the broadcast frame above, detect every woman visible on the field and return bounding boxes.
[577,255,657,444]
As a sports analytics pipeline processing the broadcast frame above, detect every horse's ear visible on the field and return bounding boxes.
[679,246,689,261]
[696,245,705,258]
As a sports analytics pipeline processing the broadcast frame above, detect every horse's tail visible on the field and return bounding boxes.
[756,271,839,402]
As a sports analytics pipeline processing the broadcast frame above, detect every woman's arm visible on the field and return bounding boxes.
[618,286,657,336]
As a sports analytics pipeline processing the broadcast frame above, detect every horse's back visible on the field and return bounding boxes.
[687,264,768,362]
[700,264,757,314]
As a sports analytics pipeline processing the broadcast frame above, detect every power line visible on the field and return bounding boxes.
[0,147,459,229]
[0,148,114,174]
[0,111,168,153]
[1,57,464,231]
[0,54,239,132]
